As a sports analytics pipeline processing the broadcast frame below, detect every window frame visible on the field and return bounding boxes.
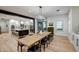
[56,20,63,31]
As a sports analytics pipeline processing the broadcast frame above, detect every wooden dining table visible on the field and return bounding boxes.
[17,32,51,52]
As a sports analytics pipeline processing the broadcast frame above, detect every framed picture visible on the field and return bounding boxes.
[49,22,53,26]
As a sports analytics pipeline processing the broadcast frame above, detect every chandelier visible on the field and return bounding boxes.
[36,6,45,20]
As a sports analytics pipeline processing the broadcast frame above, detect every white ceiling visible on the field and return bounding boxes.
[0,6,70,18]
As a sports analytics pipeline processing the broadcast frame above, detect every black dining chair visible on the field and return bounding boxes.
[41,36,48,51]
[27,42,41,52]
[47,26,54,43]
[47,33,53,44]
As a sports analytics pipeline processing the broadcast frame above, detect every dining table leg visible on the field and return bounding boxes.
[17,41,24,52]
[39,41,41,52]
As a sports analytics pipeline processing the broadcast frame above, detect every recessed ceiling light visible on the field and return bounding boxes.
[39,6,42,8]
[56,9,61,12]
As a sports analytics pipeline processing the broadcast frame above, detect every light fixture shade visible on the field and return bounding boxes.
[20,21,24,24]
[35,6,45,20]
[36,15,45,20]
[10,19,15,23]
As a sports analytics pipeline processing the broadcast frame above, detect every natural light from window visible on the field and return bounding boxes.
[56,21,63,30]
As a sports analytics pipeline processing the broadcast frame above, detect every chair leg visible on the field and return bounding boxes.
[44,44,45,52]
[20,46,22,52]
[20,45,24,52]
[47,43,48,47]
[17,42,19,52]
[38,41,41,52]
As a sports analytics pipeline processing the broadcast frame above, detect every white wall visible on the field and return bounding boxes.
[68,6,79,40]
[68,8,73,43]
[68,9,72,34]
[35,19,38,33]
[0,21,9,32]
[72,7,79,33]
[47,14,69,36]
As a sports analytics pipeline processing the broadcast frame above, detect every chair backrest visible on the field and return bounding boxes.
[48,27,54,34]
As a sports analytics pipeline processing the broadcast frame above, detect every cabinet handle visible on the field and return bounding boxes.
[73,35,74,40]
[77,39,78,46]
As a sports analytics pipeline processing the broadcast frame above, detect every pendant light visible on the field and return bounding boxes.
[36,6,45,20]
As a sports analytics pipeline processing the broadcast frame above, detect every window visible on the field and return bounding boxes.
[56,21,63,30]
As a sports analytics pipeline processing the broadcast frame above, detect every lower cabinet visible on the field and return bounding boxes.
[72,33,79,51]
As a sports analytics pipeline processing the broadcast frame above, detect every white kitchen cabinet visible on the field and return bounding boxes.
[72,33,79,51]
